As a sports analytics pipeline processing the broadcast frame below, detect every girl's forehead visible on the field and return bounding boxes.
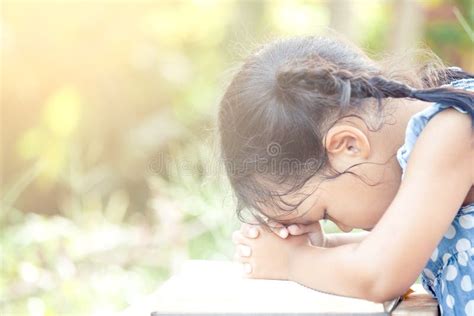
[256,198,297,218]
[272,211,314,225]
[257,190,322,224]
[254,175,326,223]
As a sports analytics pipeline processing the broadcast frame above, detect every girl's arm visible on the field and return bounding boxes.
[284,223,370,247]
[289,242,374,299]
[358,108,472,302]
[325,231,369,247]
[290,108,472,302]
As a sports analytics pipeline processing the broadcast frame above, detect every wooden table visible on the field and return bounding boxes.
[119,260,439,316]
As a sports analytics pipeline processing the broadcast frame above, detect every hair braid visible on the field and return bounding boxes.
[276,54,380,106]
[277,55,473,119]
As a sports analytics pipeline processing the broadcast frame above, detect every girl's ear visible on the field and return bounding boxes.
[323,124,371,159]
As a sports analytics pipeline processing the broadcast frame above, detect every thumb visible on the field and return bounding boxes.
[307,230,326,247]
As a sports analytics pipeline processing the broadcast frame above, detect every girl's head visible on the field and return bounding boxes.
[218,35,472,231]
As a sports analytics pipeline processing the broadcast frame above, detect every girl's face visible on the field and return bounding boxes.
[263,163,402,232]
[260,111,407,232]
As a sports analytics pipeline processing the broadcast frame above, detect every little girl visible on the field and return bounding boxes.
[218,36,473,315]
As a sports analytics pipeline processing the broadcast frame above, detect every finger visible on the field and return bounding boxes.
[241,262,252,275]
[287,224,302,235]
[266,219,288,238]
[288,222,322,235]
[233,252,252,276]
[240,223,259,239]
[236,244,252,257]
[233,252,250,263]
[308,231,326,247]
[232,230,249,245]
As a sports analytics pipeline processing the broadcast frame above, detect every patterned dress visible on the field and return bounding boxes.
[396,78,474,315]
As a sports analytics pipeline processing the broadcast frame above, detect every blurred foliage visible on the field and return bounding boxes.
[1,0,473,315]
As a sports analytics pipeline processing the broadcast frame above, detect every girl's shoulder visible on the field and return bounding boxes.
[396,78,473,180]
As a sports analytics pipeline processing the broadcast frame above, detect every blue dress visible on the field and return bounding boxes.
[396,78,474,316]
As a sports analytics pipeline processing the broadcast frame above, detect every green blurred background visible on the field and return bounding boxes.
[1,0,473,315]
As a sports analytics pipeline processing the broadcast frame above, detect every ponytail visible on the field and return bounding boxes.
[410,87,473,118]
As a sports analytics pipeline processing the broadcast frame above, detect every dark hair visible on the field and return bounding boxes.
[217,35,473,228]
